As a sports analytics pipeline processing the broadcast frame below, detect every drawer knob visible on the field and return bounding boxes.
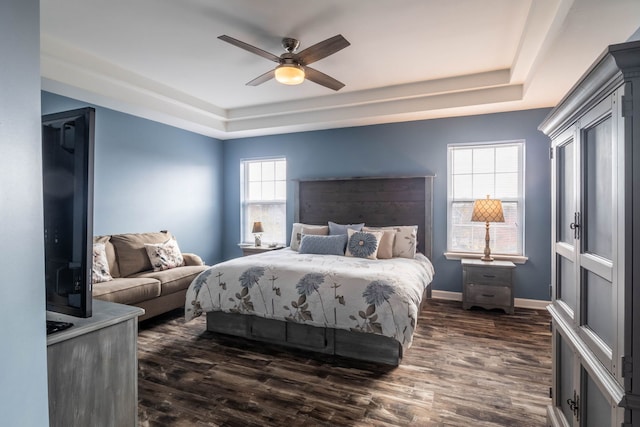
[482,274,496,278]
[481,293,495,298]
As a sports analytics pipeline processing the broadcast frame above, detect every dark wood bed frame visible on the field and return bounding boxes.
[206,176,434,365]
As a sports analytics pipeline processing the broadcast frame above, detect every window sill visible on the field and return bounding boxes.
[444,252,528,264]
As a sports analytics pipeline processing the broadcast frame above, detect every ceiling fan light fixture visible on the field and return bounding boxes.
[275,64,305,85]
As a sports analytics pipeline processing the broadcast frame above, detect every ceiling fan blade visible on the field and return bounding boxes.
[246,69,275,86]
[218,35,280,63]
[297,34,350,65]
[303,66,345,91]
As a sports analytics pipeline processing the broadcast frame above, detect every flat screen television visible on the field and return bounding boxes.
[42,107,95,318]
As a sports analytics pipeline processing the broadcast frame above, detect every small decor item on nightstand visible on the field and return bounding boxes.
[252,221,264,247]
[471,195,505,262]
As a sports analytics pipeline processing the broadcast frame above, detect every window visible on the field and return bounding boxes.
[241,158,287,245]
[447,141,524,256]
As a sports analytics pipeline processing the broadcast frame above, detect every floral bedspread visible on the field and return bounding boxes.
[185,248,435,350]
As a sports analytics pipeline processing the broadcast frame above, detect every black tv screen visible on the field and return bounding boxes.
[42,107,95,318]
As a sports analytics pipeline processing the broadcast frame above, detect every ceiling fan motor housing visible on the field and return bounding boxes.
[282,37,300,53]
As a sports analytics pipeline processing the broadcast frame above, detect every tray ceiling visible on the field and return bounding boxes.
[41,0,640,139]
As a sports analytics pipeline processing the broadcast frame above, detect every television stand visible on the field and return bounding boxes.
[46,300,144,427]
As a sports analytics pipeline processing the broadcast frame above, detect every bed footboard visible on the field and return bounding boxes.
[206,311,402,366]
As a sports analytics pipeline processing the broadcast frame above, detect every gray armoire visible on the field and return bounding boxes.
[539,40,640,426]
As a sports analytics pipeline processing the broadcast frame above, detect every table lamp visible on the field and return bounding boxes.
[252,221,265,246]
[471,195,505,261]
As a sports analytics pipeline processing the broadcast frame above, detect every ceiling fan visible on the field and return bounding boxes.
[218,34,350,91]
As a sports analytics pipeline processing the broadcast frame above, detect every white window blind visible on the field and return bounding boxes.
[447,141,525,256]
[241,158,287,245]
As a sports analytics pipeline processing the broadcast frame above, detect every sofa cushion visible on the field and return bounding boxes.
[93,235,120,278]
[110,231,174,277]
[92,277,161,305]
[132,265,207,295]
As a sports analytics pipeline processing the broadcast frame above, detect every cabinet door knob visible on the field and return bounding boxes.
[569,212,581,239]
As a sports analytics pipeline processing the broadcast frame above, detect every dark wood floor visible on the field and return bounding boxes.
[137,299,551,427]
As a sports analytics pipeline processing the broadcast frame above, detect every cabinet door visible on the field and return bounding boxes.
[576,95,620,375]
[552,126,578,321]
[552,92,622,377]
[554,328,577,425]
[581,368,612,427]
[549,324,624,427]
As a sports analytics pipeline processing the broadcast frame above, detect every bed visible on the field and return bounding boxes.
[185,176,434,365]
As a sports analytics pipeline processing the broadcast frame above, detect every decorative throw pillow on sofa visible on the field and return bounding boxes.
[92,243,113,283]
[144,238,185,271]
[345,229,383,260]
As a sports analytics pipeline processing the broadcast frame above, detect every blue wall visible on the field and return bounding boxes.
[40,90,552,301]
[0,0,50,424]
[41,92,224,265]
[223,109,552,301]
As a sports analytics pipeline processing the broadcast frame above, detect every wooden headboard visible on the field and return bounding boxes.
[294,176,434,259]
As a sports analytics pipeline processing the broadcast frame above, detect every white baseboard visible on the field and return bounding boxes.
[514,297,550,310]
[432,290,462,301]
[431,290,550,311]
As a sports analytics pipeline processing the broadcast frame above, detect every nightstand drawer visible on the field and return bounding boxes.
[464,267,512,285]
[465,283,511,307]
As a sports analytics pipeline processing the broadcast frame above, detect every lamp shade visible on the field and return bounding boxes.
[275,64,305,85]
[471,196,505,223]
[251,221,264,234]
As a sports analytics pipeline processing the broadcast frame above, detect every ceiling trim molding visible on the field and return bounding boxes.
[226,85,523,133]
[42,33,523,139]
[228,69,512,120]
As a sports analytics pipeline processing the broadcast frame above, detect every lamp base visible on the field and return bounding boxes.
[482,221,494,262]
[254,235,262,247]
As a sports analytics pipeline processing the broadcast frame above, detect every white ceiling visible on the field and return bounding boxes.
[40,0,640,140]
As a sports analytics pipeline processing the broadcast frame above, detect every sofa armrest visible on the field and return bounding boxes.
[182,253,204,266]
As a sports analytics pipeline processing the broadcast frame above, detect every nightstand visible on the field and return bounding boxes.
[461,258,515,314]
[240,245,283,256]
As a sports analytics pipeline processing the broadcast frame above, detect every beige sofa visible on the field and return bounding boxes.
[93,231,207,321]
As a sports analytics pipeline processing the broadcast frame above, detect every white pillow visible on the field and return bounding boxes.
[144,238,184,271]
[362,227,396,259]
[92,243,113,283]
[363,225,418,258]
[345,229,383,260]
[289,223,329,251]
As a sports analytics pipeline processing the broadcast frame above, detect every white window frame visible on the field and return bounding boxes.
[445,140,527,263]
[240,157,287,245]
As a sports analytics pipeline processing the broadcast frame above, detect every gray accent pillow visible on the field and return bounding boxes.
[328,221,365,235]
[289,223,329,251]
[299,234,348,256]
